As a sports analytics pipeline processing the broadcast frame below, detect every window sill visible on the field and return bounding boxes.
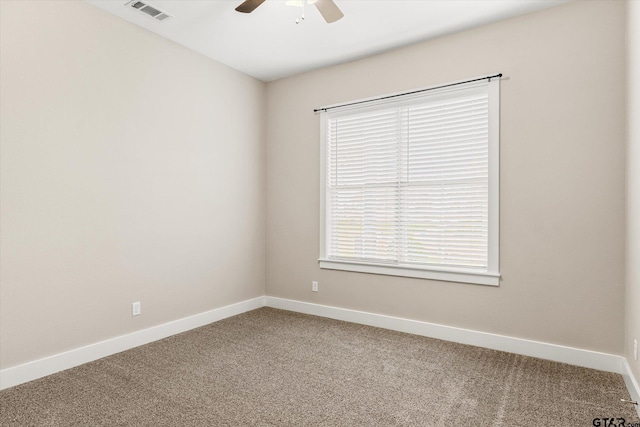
[318,259,500,286]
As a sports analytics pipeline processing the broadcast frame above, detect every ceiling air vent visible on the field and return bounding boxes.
[125,0,171,21]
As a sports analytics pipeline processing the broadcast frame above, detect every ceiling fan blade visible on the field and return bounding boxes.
[315,0,344,23]
[235,0,266,13]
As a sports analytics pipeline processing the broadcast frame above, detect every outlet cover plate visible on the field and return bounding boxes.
[132,301,141,316]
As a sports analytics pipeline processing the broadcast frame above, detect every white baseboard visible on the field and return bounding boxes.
[0,296,266,390]
[265,296,626,375]
[2,293,635,405]
[622,359,640,418]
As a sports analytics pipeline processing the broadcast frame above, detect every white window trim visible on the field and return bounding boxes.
[318,76,501,287]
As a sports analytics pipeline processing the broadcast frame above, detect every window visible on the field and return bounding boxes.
[319,77,500,286]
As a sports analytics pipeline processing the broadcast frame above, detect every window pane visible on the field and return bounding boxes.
[324,81,495,274]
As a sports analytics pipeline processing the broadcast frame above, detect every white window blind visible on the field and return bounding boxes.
[319,78,500,286]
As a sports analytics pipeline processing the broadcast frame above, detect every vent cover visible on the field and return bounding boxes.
[125,0,171,21]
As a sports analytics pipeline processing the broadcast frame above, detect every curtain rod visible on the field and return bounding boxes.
[313,73,502,113]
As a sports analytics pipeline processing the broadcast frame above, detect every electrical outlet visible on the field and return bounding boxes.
[634,339,638,361]
[312,281,318,292]
[132,301,141,316]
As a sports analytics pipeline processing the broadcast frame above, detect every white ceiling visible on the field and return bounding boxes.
[85,0,570,82]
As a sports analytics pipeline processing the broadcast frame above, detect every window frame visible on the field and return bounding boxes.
[318,77,500,286]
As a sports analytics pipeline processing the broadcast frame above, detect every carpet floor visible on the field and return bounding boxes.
[1,307,638,426]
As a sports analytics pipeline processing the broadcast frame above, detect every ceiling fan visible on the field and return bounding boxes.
[235,0,344,24]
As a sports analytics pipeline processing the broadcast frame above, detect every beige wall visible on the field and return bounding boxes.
[266,0,627,354]
[0,0,631,372]
[627,0,640,381]
[0,1,266,369]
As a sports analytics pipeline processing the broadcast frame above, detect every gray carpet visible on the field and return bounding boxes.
[1,307,638,426]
